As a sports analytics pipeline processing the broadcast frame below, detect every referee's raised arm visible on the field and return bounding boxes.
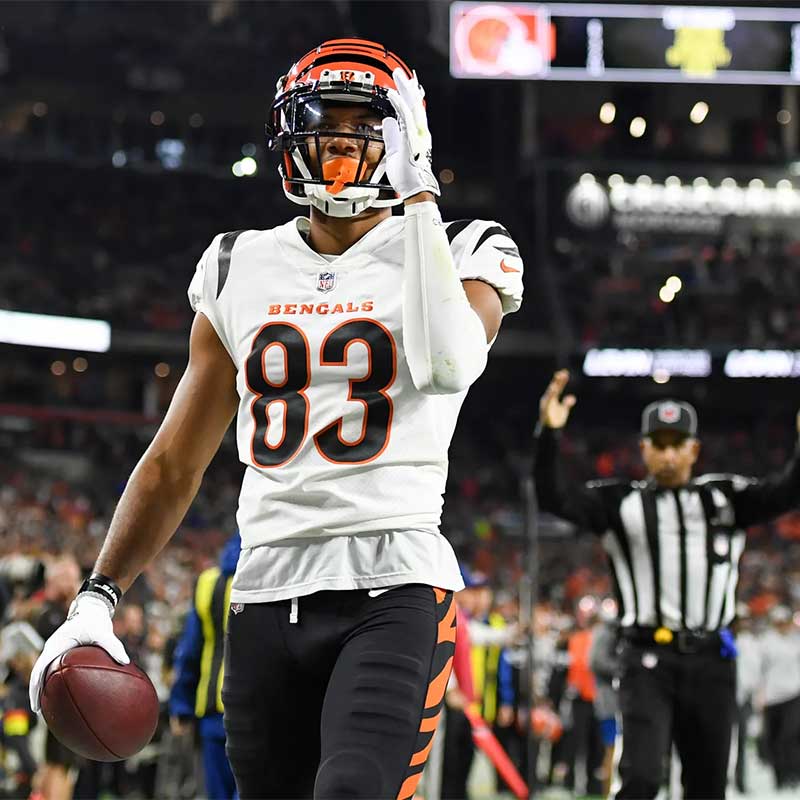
[723,410,800,528]
[533,369,610,534]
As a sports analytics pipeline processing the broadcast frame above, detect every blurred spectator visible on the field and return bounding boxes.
[732,606,760,795]
[588,599,620,798]
[759,606,800,790]
[560,599,603,797]
[168,533,240,800]
[34,556,82,800]
[0,622,43,798]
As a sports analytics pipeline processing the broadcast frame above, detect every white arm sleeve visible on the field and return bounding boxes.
[402,201,489,395]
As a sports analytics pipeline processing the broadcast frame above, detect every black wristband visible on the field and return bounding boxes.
[79,573,123,608]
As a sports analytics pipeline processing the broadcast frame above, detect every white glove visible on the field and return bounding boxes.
[29,593,129,713]
[382,69,440,200]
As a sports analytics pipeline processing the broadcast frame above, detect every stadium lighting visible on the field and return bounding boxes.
[652,369,671,384]
[636,175,652,185]
[240,156,258,176]
[629,116,646,138]
[659,286,675,303]
[665,175,681,187]
[232,160,245,178]
[50,360,66,376]
[155,363,171,378]
[150,110,165,126]
[189,113,204,128]
[599,102,616,124]
[112,150,127,168]
[0,310,111,352]
[665,276,682,293]
[721,177,737,188]
[777,179,793,190]
[439,168,455,184]
[608,173,624,187]
[692,177,709,187]
[690,101,709,124]
[583,348,711,378]
[32,102,48,118]
[156,139,185,170]
[72,357,88,373]
[241,143,257,156]
[777,109,792,125]
[724,350,800,378]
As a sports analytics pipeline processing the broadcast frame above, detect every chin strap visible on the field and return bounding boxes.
[284,150,401,217]
[402,201,488,394]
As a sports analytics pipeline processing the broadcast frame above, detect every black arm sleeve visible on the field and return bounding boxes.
[730,439,800,528]
[533,425,610,534]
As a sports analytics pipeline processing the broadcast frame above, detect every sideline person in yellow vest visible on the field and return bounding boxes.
[169,533,240,800]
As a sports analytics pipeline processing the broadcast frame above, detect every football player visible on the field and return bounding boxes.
[30,39,524,798]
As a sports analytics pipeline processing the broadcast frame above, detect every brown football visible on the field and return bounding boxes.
[40,645,159,761]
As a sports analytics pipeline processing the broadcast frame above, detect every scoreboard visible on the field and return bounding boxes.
[450,3,800,83]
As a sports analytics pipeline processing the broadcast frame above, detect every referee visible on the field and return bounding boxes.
[533,369,800,799]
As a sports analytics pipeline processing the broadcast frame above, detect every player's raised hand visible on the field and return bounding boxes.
[382,69,440,200]
[539,369,576,429]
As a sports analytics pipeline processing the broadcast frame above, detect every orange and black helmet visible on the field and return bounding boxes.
[266,39,414,215]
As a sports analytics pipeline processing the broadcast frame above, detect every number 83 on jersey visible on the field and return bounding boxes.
[245,318,397,468]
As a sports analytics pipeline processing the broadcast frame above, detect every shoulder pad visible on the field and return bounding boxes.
[444,218,519,256]
[693,473,755,491]
[584,478,628,490]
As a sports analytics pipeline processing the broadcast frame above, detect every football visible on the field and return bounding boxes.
[40,646,159,761]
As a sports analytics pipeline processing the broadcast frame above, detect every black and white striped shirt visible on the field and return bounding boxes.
[534,428,800,631]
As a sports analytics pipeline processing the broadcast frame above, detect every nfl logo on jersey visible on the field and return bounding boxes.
[316,271,337,293]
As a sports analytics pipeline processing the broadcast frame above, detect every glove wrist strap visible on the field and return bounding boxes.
[77,574,122,617]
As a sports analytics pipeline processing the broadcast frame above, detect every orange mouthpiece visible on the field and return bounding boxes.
[322,157,366,195]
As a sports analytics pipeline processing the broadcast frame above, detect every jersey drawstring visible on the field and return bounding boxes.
[289,596,299,624]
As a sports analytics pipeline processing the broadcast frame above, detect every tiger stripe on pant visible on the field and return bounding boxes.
[396,589,457,800]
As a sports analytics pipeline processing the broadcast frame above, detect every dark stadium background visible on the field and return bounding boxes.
[1,2,799,798]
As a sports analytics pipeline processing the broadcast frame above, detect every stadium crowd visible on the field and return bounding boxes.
[1,411,799,798]
[555,228,800,349]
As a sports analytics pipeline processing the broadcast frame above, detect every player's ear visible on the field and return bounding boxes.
[689,438,701,463]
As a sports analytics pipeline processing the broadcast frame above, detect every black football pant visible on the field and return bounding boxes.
[734,700,751,794]
[763,695,800,788]
[614,642,735,799]
[222,585,455,799]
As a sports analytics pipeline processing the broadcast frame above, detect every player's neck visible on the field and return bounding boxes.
[307,207,392,255]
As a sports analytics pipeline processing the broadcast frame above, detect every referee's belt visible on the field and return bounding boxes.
[621,626,720,654]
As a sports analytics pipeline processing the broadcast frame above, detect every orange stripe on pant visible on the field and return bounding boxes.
[395,589,456,800]
[437,595,457,644]
[424,656,454,709]
[419,710,441,733]
[397,771,423,800]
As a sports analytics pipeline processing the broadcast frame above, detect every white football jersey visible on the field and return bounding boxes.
[188,214,523,599]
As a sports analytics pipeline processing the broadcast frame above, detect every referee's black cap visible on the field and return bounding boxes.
[641,400,698,438]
